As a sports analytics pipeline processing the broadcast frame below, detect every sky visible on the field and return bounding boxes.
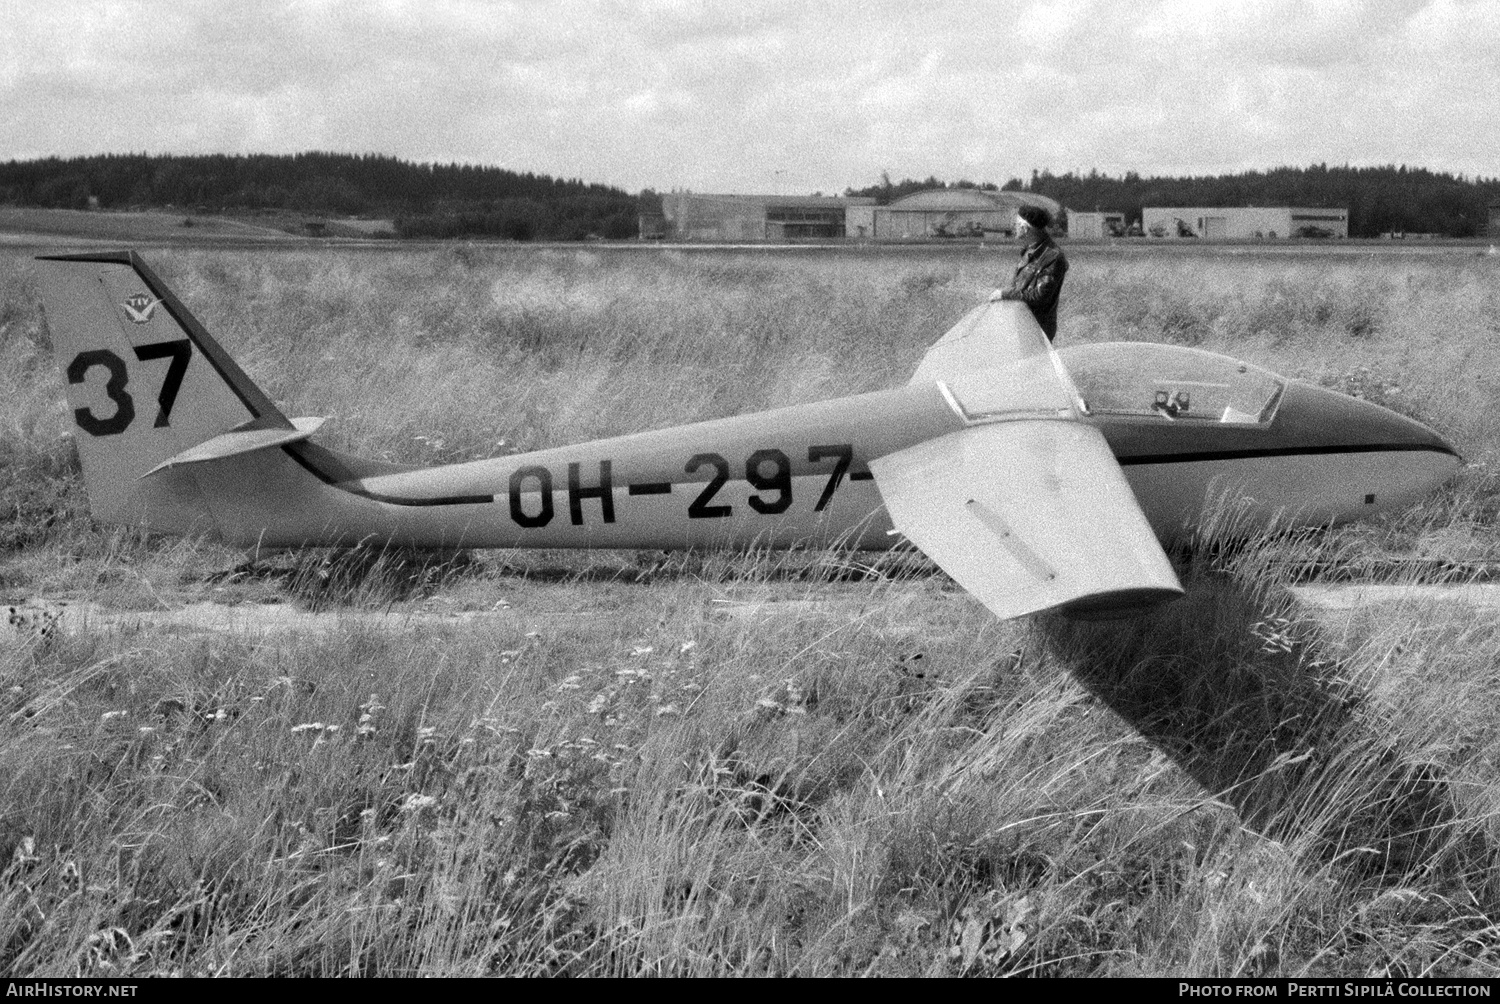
[3,0,1497,195]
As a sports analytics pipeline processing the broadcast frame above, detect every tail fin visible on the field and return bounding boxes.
[35,251,296,534]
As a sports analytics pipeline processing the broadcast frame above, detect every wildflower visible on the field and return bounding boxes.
[655,703,681,717]
[631,645,653,657]
[401,794,438,812]
[291,722,326,733]
[11,835,38,867]
[100,710,128,721]
[586,693,611,715]
[557,674,584,692]
[679,640,697,654]
[357,700,380,738]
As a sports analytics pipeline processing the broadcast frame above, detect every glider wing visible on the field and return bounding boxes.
[883,300,1181,619]
[871,419,1183,619]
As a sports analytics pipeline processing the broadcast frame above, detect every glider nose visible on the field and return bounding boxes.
[1276,381,1462,512]
[1279,380,1460,457]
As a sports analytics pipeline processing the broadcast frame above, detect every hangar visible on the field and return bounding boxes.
[871,189,1064,240]
[1142,206,1348,239]
[659,193,875,241]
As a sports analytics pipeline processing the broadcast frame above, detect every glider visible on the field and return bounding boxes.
[34,251,1460,620]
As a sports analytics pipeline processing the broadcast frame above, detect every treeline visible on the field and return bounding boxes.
[851,165,1500,237]
[0,153,639,240]
[10,154,1499,239]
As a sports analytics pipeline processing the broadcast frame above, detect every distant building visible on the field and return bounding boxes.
[653,188,1071,242]
[659,193,875,241]
[1142,207,1348,239]
[1067,211,1126,239]
[872,189,1064,240]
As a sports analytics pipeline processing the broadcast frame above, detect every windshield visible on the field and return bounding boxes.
[1058,343,1284,424]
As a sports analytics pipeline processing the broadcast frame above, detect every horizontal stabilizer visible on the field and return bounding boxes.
[143,417,325,477]
[871,420,1183,620]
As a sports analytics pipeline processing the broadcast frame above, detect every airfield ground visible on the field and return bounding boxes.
[2,233,1500,976]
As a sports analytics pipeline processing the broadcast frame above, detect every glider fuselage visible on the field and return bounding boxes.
[249,362,1453,552]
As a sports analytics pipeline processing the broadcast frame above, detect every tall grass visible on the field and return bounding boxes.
[2,245,1499,975]
[4,548,1499,975]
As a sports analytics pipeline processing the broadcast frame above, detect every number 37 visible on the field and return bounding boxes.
[66,340,191,437]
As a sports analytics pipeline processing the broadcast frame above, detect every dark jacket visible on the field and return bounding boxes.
[1000,235,1068,339]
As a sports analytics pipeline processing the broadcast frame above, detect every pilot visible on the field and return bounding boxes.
[990,205,1068,340]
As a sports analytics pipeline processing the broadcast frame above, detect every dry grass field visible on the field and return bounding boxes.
[0,208,295,247]
[2,244,1500,976]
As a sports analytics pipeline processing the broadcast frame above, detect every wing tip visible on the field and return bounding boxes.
[1053,586,1185,621]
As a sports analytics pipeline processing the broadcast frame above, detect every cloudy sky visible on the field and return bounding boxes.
[3,0,1496,195]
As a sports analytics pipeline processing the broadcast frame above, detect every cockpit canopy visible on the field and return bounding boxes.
[1058,343,1285,425]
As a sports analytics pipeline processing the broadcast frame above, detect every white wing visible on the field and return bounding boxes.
[880,300,1182,620]
[872,420,1182,619]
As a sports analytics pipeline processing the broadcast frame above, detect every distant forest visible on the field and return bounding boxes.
[0,153,639,240]
[849,165,1500,238]
[5,154,1498,239]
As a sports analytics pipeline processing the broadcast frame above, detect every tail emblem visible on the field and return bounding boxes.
[121,293,162,324]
